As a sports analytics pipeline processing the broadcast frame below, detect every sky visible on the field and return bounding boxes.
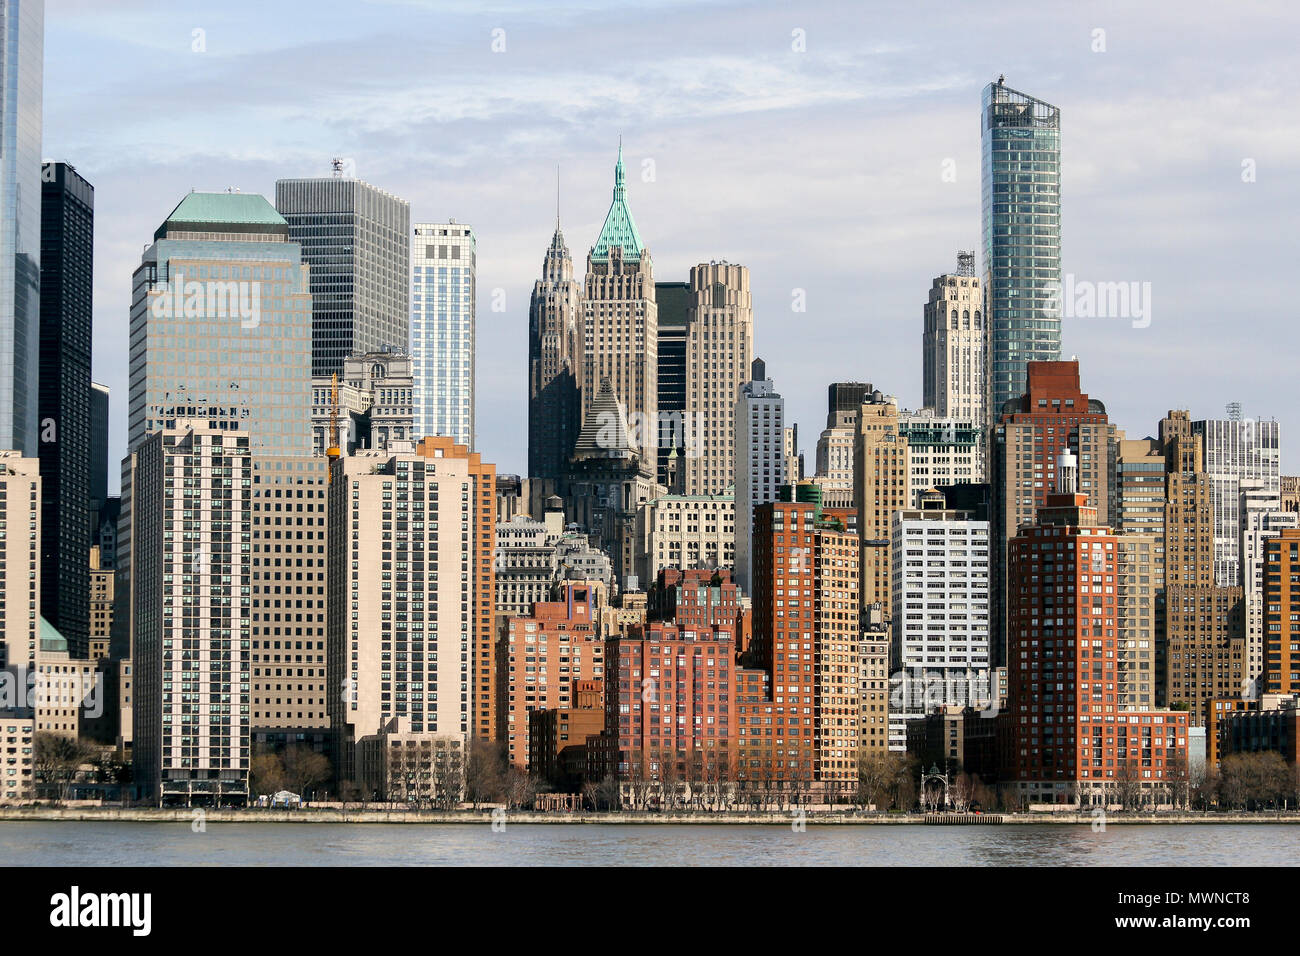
[42,0,1300,488]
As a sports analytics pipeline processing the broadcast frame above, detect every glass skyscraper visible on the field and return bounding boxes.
[0,0,43,454]
[981,79,1061,418]
[411,221,475,448]
[128,191,314,458]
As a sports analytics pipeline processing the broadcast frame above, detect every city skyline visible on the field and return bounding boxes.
[38,0,1299,488]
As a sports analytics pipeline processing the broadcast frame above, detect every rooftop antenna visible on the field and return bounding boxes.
[331,157,345,177]
[556,164,561,230]
[1226,402,1243,422]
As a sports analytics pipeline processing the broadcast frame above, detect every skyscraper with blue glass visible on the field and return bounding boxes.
[0,0,43,455]
[411,221,476,449]
[981,78,1061,420]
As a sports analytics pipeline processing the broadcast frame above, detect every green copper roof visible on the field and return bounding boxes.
[590,144,644,262]
[39,616,68,654]
[155,191,288,240]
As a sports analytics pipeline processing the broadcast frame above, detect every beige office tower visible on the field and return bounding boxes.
[1283,475,1300,513]
[854,395,909,623]
[784,425,802,484]
[582,146,658,464]
[0,451,40,671]
[815,416,856,509]
[249,456,329,736]
[133,421,252,806]
[680,262,752,495]
[1116,535,1158,710]
[1160,410,1247,719]
[922,252,985,426]
[328,437,496,783]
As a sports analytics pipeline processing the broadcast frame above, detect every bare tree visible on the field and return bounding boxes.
[465,738,506,809]
[283,746,331,799]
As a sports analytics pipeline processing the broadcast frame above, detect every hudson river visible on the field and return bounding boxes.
[3,822,1298,865]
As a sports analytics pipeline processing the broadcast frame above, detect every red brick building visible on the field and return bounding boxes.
[1004,454,1188,806]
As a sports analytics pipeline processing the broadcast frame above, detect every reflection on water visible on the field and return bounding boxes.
[1,822,1297,866]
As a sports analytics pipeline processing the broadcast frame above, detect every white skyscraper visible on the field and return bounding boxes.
[889,492,991,750]
[411,222,476,448]
[733,358,785,595]
[1193,414,1281,586]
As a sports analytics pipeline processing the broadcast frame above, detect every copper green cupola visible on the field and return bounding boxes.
[590,142,644,262]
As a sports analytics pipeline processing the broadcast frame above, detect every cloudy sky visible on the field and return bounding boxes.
[43,0,1299,486]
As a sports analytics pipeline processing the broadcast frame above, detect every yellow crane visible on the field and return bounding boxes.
[326,373,341,482]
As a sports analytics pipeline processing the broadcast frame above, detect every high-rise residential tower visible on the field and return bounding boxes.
[1192,412,1281,587]
[412,221,476,447]
[275,173,410,378]
[981,79,1061,418]
[132,420,252,806]
[854,390,910,625]
[38,161,94,657]
[582,145,657,464]
[0,0,43,455]
[733,358,785,595]
[528,220,584,482]
[922,250,985,426]
[0,451,39,671]
[682,261,752,496]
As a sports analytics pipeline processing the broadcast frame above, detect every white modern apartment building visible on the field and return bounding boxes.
[132,420,252,806]
[734,359,785,596]
[889,492,991,751]
[1193,415,1281,587]
[412,222,476,448]
[899,407,983,501]
[1242,497,1299,695]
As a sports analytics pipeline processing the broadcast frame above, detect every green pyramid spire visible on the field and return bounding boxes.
[591,141,644,262]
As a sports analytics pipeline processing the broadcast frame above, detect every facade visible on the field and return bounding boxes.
[356,716,465,805]
[733,359,785,595]
[854,391,909,625]
[1283,475,1299,514]
[582,146,658,464]
[814,384,871,509]
[640,489,734,582]
[889,493,992,750]
[981,79,1062,418]
[922,251,985,427]
[0,451,40,671]
[989,360,1114,666]
[682,262,753,495]
[898,407,982,501]
[38,162,94,657]
[128,191,313,458]
[274,174,410,379]
[528,222,584,483]
[310,348,414,456]
[90,381,109,527]
[1004,455,1188,805]
[0,716,34,804]
[132,421,252,806]
[412,221,476,447]
[750,498,864,793]
[328,437,496,784]
[1263,530,1300,696]
[496,584,604,769]
[654,281,689,487]
[1192,416,1281,587]
[528,691,605,791]
[1242,504,1297,693]
[249,455,329,734]
[88,545,113,660]
[0,0,42,455]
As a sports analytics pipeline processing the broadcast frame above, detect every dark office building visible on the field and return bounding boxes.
[38,161,95,656]
[89,381,109,537]
[827,382,873,419]
[655,280,689,487]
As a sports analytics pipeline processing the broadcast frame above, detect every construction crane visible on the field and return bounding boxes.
[326,373,341,482]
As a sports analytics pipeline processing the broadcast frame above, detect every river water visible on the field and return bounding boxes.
[2,821,1297,866]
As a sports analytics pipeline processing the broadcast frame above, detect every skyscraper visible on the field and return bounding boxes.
[682,261,752,496]
[0,450,39,671]
[132,420,252,806]
[89,381,109,528]
[733,358,785,595]
[38,161,94,656]
[583,145,657,464]
[0,0,43,455]
[412,221,476,447]
[1192,413,1281,587]
[275,174,410,378]
[653,281,689,487]
[854,391,909,625]
[129,191,314,457]
[813,384,872,509]
[922,250,985,425]
[982,79,1061,418]
[527,220,583,482]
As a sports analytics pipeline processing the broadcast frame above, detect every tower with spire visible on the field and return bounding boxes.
[527,168,583,483]
[582,143,658,465]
